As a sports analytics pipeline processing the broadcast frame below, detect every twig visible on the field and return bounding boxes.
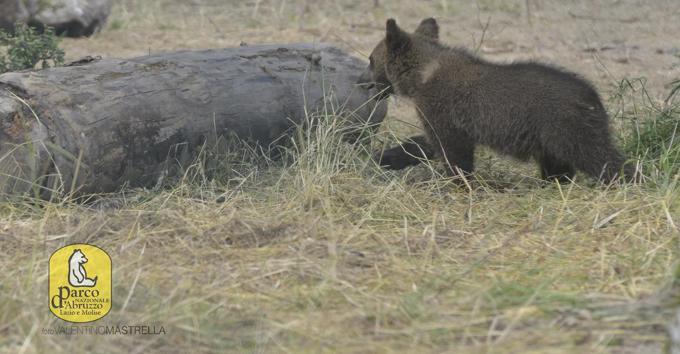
[474,16,491,54]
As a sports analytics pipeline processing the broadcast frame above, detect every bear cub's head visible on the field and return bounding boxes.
[357,18,439,99]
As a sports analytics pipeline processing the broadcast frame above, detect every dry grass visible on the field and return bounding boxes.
[2,1,680,353]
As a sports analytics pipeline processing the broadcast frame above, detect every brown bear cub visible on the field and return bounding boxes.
[360,18,634,183]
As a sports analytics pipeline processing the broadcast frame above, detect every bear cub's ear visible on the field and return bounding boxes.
[385,19,411,52]
[415,18,438,40]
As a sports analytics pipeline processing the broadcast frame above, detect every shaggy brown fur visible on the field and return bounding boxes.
[360,18,635,183]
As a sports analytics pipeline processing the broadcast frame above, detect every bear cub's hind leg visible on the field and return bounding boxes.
[436,128,475,177]
[539,154,575,183]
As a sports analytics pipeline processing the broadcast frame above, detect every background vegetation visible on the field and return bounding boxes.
[0,24,64,74]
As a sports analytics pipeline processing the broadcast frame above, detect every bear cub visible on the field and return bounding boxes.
[359,18,635,183]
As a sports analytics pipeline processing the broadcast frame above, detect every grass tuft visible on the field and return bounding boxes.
[612,78,680,185]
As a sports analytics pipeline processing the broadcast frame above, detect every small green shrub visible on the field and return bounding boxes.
[0,23,65,74]
[618,79,680,182]
[629,107,680,179]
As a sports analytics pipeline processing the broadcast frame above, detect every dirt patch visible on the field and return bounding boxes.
[62,0,679,100]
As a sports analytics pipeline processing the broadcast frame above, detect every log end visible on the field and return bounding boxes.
[0,89,51,199]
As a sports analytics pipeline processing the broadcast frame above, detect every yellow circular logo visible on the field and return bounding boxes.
[48,244,112,323]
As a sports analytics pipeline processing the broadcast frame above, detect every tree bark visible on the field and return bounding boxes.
[0,43,386,199]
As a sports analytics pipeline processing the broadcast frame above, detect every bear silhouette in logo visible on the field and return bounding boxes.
[68,249,98,287]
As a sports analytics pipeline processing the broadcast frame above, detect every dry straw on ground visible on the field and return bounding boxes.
[2,1,679,353]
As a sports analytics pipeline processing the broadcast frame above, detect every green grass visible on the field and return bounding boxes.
[609,78,680,186]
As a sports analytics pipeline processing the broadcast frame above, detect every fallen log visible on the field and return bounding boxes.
[33,0,111,37]
[0,0,111,37]
[0,43,386,199]
[0,0,31,32]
